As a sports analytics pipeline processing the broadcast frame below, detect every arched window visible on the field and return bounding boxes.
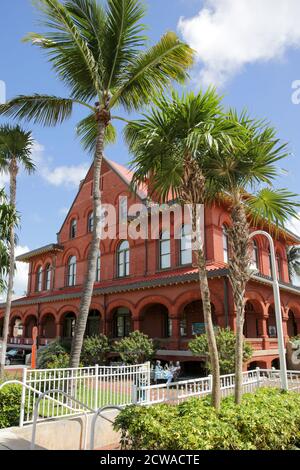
[96,251,101,282]
[114,308,132,338]
[159,231,171,269]
[88,212,94,233]
[36,266,43,292]
[70,219,77,239]
[44,264,52,291]
[117,241,130,277]
[67,256,77,287]
[180,224,192,265]
[222,225,229,263]
[251,240,260,271]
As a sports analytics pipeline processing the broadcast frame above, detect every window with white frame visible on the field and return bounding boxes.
[159,231,171,269]
[70,219,77,239]
[180,224,192,265]
[222,225,229,263]
[36,266,43,292]
[117,241,130,277]
[45,264,52,291]
[67,256,77,286]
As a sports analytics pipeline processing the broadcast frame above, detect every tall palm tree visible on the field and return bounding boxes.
[287,246,300,282]
[0,125,35,379]
[0,0,194,368]
[207,111,299,404]
[126,90,236,410]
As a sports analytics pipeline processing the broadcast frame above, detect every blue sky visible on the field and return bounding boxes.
[1,0,300,296]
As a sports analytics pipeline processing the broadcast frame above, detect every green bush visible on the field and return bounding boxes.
[37,341,69,369]
[114,388,300,450]
[0,384,23,429]
[189,327,253,374]
[81,335,110,366]
[113,331,155,364]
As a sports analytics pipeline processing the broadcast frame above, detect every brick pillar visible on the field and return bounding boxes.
[258,315,269,349]
[55,322,62,339]
[133,318,142,332]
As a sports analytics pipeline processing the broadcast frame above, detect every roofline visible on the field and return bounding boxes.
[2,267,300,310]
[16,244,64,263]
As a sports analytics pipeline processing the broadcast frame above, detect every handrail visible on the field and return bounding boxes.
[0,380,94,451]
[31,389,95,450]
[90,405,123,450]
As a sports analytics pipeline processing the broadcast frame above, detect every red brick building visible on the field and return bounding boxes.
[1,158,300,373]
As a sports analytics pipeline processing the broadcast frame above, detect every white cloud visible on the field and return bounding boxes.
[286,212,300,238]
[0,245,30,302]
[0,171,9,188]
[178,0,300,87]
[31,140,89,188]
[41,163,89,188]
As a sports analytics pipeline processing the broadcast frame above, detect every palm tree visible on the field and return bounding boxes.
[0,0,194,368]
[287,246,300,282]
[0,125,35,379]
[207,111,299,404]
[126,89,236,410]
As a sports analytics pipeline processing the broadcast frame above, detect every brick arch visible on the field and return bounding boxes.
[285,302,300,319]
[218,212,232,228]
[23,310,38,323]
[62,247,82,264]
[173,290,223,317]
[66,212,80,224]
[106,299,136,319]
[136,295,172,316]
[113,190,131,206]
[57,305,79,323]
[40,306,59,323]
[245,291,266,311]
[88,302,105,317]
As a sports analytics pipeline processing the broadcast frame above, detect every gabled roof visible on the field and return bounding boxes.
[107,158,148,200]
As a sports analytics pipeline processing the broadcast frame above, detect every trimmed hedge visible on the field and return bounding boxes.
[114,388,300,450]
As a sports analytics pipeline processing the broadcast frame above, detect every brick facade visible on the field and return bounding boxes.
[1,158,300,372]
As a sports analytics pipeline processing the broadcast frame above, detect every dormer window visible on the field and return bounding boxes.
[70,219,77,239]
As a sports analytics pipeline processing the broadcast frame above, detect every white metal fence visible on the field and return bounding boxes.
[135,368,300,405]
[18,365,300,425]
[21,362,150,425]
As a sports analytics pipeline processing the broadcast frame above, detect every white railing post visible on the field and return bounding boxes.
[131,384,138,404]
[19,367,27,428]
[94,364,99,410]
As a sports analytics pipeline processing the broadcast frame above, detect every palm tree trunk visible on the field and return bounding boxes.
[0,159,17,380]
[192,207,221,410]
[228,195,251,405]
[70,117,106,369]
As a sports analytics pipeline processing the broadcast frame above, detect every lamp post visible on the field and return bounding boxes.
[249,230,288,391]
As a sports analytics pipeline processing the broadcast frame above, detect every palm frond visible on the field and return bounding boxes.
[111,32,194,110]
[104,0,147,90]
[25,0,102,100]
[76,113,116,153]
[246,187,300,228]
[0,94,79,126]
[287,246,300,280]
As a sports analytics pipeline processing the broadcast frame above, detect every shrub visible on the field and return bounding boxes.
[113,331,155,364]
[37,341,69,369]
[81,335,110,366]
[189,328,253,374]
[114,388,300,450]
[0,384,23,429]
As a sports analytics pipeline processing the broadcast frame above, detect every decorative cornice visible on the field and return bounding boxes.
[16,244,64,263]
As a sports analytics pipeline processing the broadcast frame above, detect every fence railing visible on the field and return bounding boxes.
[21,362,150,425]
[135,368,300,405]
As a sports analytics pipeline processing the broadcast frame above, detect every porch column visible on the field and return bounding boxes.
[133,317,142,332]
[55,322,62,339]
[257,315,269,350]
